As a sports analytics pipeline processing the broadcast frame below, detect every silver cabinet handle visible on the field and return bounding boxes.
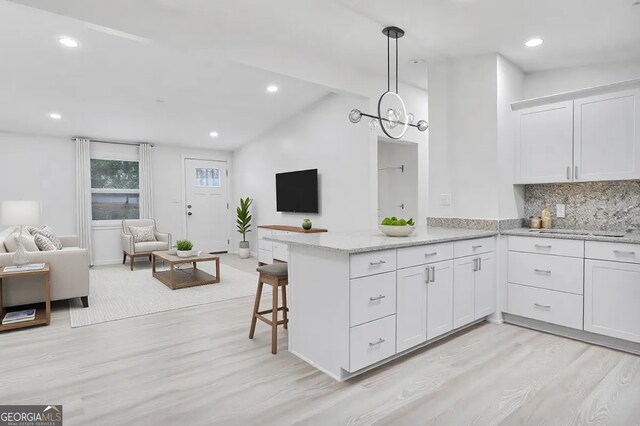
[478,257,482,271]
[473,258,478,272]
[575,166,579,180]
[369,260,386,266]
[534,244,552,249]
[614,250,636,255]
[369,294,386,301]
[369,338,385,347]
[534,269,552,274]
[430,266,436,282]
[566,166,571,180]
[472,244,483,249]
[534,303,551,311]
[425,267,430,283]
[425,252,438,257]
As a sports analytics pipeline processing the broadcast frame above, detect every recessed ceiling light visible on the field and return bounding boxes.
[49,112,62,120]
[525,37,544,47]
[266,85,279,93]
[209,131,219,138]
[408,59,424,65]
[58,37,79,48]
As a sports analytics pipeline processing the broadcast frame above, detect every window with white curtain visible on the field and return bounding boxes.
[90,158,140,220]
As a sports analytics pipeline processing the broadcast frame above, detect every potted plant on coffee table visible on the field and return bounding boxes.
[237,197,253,259]
[176,239,194,258]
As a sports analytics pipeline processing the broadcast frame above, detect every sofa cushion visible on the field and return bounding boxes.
[34,234,57,251]
[29,225,63,250]
[129,225,156,243]
[0,227,18,253]
[4,232,39,252]
[135,241,169,253]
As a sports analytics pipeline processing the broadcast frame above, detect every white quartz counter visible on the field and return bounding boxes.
[265,227,498,254]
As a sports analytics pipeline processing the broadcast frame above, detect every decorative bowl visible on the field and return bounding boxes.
[378,225,416,237]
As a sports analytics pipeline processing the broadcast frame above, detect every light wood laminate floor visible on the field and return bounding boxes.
[1,259,639,425]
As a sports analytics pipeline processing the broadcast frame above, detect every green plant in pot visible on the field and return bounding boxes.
[302,218,312,230]
[237,197,253,259]
[176,239,194,258]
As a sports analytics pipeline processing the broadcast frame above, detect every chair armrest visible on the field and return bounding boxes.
[122,232,134,255]
[156,232,171,247]
[58,235,79,248]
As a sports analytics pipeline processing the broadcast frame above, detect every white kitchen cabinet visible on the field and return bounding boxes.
[515,101,574,184]
[584,259,640,343]
[453,256,475,329]
[574,89,640,182]
[426,260,454,340]
[474,253,496,320]
[396,266,427,352]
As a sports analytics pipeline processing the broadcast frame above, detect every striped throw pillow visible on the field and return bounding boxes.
[30,226,63,250]
[129,225,156,243]
[34,233,57,251]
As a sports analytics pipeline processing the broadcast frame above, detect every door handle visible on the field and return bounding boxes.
[566,166,571,180]
[534,244,552,249]
[187,212,193,216]
[424,252,438,257]
[472,258,477,272]
[187,204,192,209]
[425,267,430,283]
[478,257,482,271]
[369,338,385,347]
[614,250,636,255]
[369,260,386,266]
[369,294,386,301]
[472,245,483,249]
[534,268,552,274]
[430,266,436,282]
[574,166,579,180]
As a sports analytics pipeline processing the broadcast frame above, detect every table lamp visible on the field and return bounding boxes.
[0,201,41,265]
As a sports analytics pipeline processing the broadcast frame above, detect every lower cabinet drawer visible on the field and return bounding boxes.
[508,251,584,294]
[508,284,583,330]
[272,242,288,261]
[454,237,496,258]
[350,249,396,278]
[349,315,396,372]
[350,272,396,327]
[585,241,640,264]
[258,238,272,251]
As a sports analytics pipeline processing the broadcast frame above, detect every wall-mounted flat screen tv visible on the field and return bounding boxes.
[275,169,318,213]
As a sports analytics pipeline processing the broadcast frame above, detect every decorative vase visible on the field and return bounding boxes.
[302,219,312,230]
[177,250,192,258]
[239,241,250,259]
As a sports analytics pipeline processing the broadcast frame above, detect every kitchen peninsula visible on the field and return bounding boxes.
[267,228,498,381]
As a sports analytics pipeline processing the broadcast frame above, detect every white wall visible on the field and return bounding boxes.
[0,132,76,234]
[232,93,371,252]
[377,140,418,222]
[497,56,525,219]
[427,54,500,219]
[523,57,640,99]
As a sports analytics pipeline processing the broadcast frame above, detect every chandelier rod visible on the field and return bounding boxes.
[396,35,399,94]
[387,32,390,92]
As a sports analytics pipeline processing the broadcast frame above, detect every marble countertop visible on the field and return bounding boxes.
[502,228,640,244]
[265,227,497,254]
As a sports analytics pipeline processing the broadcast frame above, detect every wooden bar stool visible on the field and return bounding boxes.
[249,263,289,354]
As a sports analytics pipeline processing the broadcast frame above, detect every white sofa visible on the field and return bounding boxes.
[0,227,90,308]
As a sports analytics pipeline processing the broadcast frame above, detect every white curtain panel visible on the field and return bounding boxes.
[74,137,93,265]
[139,143,154,219]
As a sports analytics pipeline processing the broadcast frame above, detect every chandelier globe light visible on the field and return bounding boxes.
[348,26,428,139]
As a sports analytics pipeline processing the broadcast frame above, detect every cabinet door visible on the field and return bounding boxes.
[516,101,574,184]
[584,260,640,343]
[574,89,640,182]
[453,256,475,329]
[427,260,454,340]
[474,253,496,320]
[396,266,427,352]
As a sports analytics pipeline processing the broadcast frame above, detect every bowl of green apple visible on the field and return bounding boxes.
[379,217,416,237]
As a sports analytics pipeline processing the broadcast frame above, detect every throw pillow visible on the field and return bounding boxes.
[129,225,156,243]
[4,232,39,253]
[30,225,63,250]
[33,233,57,251]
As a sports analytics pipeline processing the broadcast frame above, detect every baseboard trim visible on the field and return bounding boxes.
[486,317,504,325]
[92,259,123,266]
[503,313,640,356]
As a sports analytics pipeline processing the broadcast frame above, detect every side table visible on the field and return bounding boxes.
[0,263,51,332]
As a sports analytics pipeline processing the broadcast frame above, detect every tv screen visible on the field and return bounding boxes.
[276,169,318,213]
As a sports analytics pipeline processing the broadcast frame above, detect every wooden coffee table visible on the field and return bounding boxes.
[152,251,220,290]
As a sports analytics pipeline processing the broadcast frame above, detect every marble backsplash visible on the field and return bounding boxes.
[524,181,640,232]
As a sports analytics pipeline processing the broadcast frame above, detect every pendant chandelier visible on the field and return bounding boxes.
[348,26,428,140]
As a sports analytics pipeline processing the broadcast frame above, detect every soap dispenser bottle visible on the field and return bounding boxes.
[541,204,552,229]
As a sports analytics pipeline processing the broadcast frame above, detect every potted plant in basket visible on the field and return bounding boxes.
[176,239,194,258]
[237,197,253,259]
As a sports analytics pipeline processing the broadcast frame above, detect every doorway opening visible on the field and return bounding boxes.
[378,139,419,224]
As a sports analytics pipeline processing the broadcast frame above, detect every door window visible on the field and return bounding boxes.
[195,167,220,188]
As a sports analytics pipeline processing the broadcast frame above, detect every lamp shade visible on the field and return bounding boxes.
[0,201,41,226]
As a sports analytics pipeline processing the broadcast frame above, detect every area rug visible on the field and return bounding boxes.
[69,262,257,327]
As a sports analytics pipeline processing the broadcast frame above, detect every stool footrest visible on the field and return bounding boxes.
[255,315,289,327]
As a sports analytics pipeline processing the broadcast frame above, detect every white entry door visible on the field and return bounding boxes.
[184,158,229,252]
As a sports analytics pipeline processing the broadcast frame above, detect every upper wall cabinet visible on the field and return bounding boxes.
[513,83,640,184]
[574,89,640,182]
[515,101,574,184]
